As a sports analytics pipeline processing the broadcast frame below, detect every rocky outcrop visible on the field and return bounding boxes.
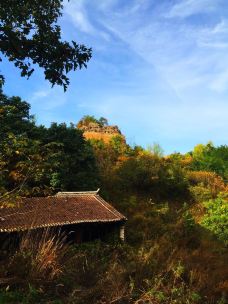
[78,122,125,143]
[79,123,122,135]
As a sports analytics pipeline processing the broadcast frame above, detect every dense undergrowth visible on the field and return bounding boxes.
[0,97,228,303]
[0,195,227,304]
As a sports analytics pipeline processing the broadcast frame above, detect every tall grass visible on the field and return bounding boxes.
[0,229,67,288]
[0,199,227,303]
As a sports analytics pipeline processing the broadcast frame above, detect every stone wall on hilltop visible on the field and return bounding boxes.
[77,122,125,143]
[78,123,121,134]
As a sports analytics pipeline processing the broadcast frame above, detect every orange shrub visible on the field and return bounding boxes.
[187,171,226,198]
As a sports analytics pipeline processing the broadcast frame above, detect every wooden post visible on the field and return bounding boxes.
[120,224,125,241]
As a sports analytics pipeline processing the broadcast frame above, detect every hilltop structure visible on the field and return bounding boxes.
[77,116,126,143]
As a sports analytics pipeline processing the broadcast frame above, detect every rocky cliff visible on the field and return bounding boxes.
[78,122,125,143]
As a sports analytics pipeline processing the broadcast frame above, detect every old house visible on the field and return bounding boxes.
[0,190,126,243]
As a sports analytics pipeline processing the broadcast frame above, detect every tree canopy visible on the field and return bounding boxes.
[0,90,35,137]
[0,91,99,198]
[0,0,92,90]
[191,143,228,180]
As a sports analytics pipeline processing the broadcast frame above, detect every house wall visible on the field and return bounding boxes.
[61,222,124,243]
[0,221,125,249]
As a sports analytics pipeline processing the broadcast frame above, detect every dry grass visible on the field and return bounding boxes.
[0,229,68,288]
[0,197,227,304]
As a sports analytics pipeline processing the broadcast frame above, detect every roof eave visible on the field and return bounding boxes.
[0,217,126,233]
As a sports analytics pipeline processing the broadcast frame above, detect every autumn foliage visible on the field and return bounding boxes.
[0,93,227,303]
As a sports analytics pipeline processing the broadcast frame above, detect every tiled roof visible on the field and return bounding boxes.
[0,192,126,232]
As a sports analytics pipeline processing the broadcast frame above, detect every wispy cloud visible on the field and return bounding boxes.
[30,86,67,111]
[165,0,219,19]
[212,19,228,34]
[16,0,226,152]
[2,0,227,153]
[63,0,111,42]
[63,0,94,34]
[92,1,228,94]
[197,19,228,49]
[64,0,228,94]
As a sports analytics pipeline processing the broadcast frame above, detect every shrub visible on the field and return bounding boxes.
[189,185,212,202]
[201,194,228,246]
[183,209,196,235]
[187,171,226,198]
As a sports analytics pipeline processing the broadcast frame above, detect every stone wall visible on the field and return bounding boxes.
[77,122,125,143]
[78,123,122,135]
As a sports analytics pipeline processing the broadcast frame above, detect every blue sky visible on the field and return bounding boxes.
[1,0,228,154]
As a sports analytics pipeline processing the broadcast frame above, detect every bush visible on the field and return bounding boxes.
[115,154,189,199]
[201,194,228,246]
[189,185,212,202]
[187,171,226,199]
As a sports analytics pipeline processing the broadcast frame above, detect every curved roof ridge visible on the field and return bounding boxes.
[56,189,100,196]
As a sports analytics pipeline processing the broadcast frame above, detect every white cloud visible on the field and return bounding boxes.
[212,19,228,34]
[165,0,218,18]
[31,89,50,99]
[63,0,228,96]
[93,2,228,95]
[63,0,94,34]
[97,0,118,11]
[61,0,228,151]
[63,0,112,43]
[197,20,228,49]
[30,87,67,110]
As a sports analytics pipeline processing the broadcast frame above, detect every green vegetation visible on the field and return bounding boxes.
[0,92,227,303]
[77,115,109,128]
[202,194,228,245]
[190,143,228,180]
[0,91,99,200]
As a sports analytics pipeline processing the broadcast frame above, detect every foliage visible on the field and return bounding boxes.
[201,194,228,245]
[0,0,92,90]
[1,95,228,303]
[0,288,42,304]
[77,115,109,128]
[41,122,99,191]
[182,203,196,235]
[114,153,189,199]
[187,171,226,199]
[147,142,164,157]
[0,128,98,197]
[0,92,99,201]
[189,185,212,203]
[0,90,35,137]
[1,219,227,304]
[110,135,127,155]
[191,143,228,180]
[0,133,62,200]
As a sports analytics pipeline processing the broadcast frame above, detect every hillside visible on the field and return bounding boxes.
[0,98,227,304]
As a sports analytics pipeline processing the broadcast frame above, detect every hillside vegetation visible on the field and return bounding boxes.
[0,91,227,304]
